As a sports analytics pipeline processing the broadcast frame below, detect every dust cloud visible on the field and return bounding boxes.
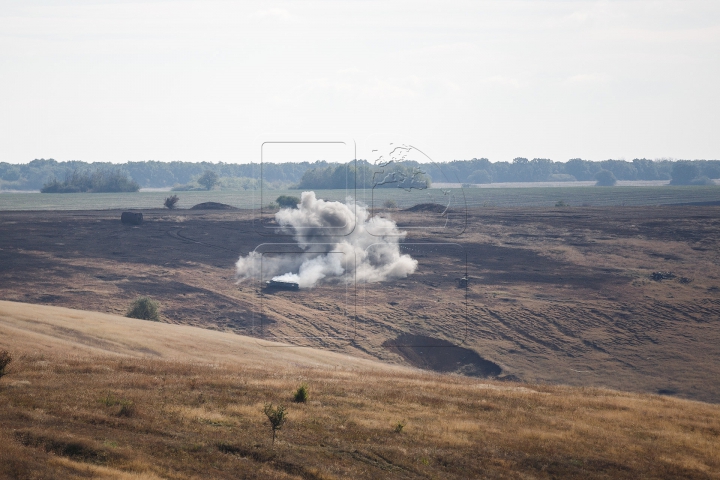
[235,191,417,288]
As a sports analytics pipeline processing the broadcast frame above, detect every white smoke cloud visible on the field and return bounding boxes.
[235,191,417,288]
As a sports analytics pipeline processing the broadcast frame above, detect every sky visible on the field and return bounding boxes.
[1,0,719,164]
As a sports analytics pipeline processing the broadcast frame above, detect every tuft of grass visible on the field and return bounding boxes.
[99,393,135,417]
[0,350,12,379]
[98,392,121,407]
[117,400,136,418]
[293,384,309,403]
[394,420,406,433]
[126,297,160,321]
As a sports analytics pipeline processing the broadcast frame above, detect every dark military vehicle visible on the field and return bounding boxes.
[265,280,300,291]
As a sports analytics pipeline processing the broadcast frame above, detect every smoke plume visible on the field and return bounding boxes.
[236,191,417,288]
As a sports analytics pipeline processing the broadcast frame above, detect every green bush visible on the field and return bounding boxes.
[0,350,12,379]
[276,195,300,208]
[383,199,398,209]
[126,297,160,321]
[293,384,309,403]
[98,393,136,417]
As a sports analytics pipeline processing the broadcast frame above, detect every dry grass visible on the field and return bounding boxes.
[1,303,719,479]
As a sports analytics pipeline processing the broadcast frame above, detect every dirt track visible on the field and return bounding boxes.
[1,206,719,402]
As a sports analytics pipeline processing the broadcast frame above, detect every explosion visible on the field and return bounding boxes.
[236,191,417,288]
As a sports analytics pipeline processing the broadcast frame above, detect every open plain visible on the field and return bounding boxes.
[1,301,720,479]
[1,204,719,404]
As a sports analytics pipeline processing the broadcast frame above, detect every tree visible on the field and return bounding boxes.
[595,169,617,186]
[670,162,700,185]
[263,403,287,446]
[197,170,219,190]
[564,158,599,181]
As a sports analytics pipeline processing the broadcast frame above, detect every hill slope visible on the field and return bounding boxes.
[0,300,397,372]
[1,301,719,479]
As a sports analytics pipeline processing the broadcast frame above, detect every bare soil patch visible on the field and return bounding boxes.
[383,334,503,377]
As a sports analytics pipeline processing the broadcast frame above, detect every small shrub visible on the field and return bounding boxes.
[164,194,179,209]
[293,384,309,403]
[98,393,121,407]
[276,195,300,209]
[555,200,568,207]
[267,202,279,210]
[0,350,12,379]
[383,199,398,209]
[98,393,135,416]
[126,297,160,321]
[263,403,287,446]
[117,400,136,417]
[394,420,406,433]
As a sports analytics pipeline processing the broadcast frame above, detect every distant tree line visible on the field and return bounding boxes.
[424,158,720,185]
[296,161,432,190]
[0,159,316,191]
[41,169,139,193]
[1,157,719,191]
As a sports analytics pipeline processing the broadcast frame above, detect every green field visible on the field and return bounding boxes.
[1,185,719,211]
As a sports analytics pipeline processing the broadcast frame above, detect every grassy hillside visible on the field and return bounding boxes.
[1,301,719,479]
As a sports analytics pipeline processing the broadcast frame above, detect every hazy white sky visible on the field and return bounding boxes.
[1,0,719,164]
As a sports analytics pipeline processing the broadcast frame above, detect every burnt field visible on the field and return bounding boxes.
[1,205,719,402]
